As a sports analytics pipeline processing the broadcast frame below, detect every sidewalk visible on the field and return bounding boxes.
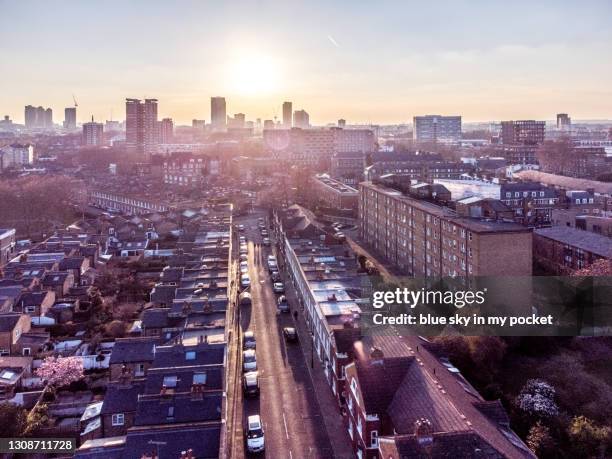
[277,252,355,459]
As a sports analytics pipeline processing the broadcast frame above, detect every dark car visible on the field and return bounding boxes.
[283,327,297,342]
[271,271,281,282]
[277,295,289,313]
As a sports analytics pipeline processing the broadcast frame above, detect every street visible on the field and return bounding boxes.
[234,211,334,459]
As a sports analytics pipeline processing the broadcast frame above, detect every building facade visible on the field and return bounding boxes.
[82,118,104,146]
[64,107,77,129]
[282,101,292,127]
[413,115,462,144]
[501,120,545,145]
[359,181,533,277]
[210,97,226,131]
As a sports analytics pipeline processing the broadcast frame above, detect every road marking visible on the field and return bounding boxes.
[289,449,293,459]
[282,412,289,439]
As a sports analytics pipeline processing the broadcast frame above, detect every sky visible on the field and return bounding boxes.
[1,0,612,125]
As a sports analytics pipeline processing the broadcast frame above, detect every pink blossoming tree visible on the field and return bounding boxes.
[36,356,84,388]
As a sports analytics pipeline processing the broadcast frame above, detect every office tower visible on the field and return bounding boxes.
[263,120,275,130]
[160,118,174,144]
[293,109,310,128]
[338,119,346,128]
[125,98,159,157]
[413,115,462,143]
[282,101,292,127]
[500,120,545,145]
[211,97,227,131]
[556,113,571,132]
[82,117,104,146]
[43,108,53,128]
[64,107,77,129]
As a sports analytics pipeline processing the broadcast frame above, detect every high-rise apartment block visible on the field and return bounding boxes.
[501,120,545,145]
[64,107,77,129]
[556,113,571,132]
[24,105,53,129]
[264,127,375,167]
[82,117,104,146]
[359,181,532,277]
[413,115,462,143]
[159,118,174,144]
[211,97,227,131]
[227,113,245,129]
[282,101,292,127]
[125,98,159,157]
[293,109,310,128]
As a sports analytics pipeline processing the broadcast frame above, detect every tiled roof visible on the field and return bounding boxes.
[122,425,220,459]
[134,392,222,425]
[535,226,612,258]
[101,380,145,415]
[109,338,157,365]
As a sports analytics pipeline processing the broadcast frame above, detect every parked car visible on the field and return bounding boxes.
[271,271,281,282]
[243,371,259,397]
[237,224,245,232]
[262,237,271,246]
[240,246,248,255]
[239,291,252,307]
[240,254,248,262]
[283,327,298,342]
[240,261,249,273]
[277,295,289,312]
[246,415,265,453]
[243,330,256,349]
[239,236,247,244]
[243,349,257,372]
[273,282,284,293]
[241,273,251,289]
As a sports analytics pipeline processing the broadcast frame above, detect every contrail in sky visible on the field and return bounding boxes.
[327,35,340,48]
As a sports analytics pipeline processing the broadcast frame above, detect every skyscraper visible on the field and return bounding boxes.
[160,118,174,144]
[293,109,309,129]
[413,115,462,143]
[64,107,77,129]
[24,105,37,128]
[24,105,53,129]
[211,97,226,131]
[82,117,104,146]
[282,101,292,128]
[125,98,159,157]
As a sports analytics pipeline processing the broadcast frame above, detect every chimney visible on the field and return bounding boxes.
[370,347,384,365]
[415,418,434,450]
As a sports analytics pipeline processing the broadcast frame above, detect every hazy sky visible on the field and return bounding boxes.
[1,0,612,125]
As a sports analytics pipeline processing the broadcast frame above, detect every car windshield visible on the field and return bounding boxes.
[244,354,256,363]
[248,428,263,438]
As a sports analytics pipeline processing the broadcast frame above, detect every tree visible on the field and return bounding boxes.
[573,259,612,276]
[567,416,610,458]
[0,402,27,437]
[106,320,126,338]
[536,137,574,175]
[526,421,556,458]
[22,403,50,436]
[36,356,84,388]
[516,379,559,419]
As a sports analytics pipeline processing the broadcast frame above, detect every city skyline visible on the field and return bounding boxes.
[2,0,612,124]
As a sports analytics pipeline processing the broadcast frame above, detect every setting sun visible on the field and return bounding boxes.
[228,53,282,96]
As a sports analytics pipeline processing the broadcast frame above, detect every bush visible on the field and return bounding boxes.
[567,416,610,458]
[105,320,126,338]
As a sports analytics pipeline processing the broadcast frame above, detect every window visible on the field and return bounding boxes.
[163,375,178,388]
[22,348,31,356]
[112,413,125,426]
[193,372,207,385]
[167,406,175,418]
[185,351,196,360]
[371,430,379,448]
[135,363,145,377]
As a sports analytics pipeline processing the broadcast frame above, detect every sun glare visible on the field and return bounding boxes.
[229,54,281,96]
